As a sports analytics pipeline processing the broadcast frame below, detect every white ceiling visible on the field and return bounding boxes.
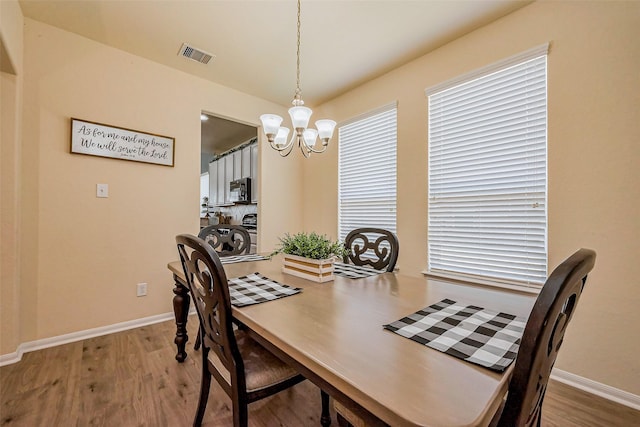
[19,0,532,108]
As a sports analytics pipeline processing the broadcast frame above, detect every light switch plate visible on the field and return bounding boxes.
[136,282,147,297]
[97,183,109,198]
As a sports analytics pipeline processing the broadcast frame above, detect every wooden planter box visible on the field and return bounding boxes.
[282,254,335,283]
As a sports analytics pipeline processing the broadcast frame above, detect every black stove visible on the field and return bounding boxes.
[242,213,257,231]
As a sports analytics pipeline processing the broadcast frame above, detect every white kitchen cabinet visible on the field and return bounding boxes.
[232,150,242,180]
[216,158,226,205]
[250,142,258,203]
[224,155,235,203]
[241,146,251,179]
[208,141,258,207]
[208,160,218,207]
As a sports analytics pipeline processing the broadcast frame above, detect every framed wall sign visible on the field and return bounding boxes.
[70,118,175,167]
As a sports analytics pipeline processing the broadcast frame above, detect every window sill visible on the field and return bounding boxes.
[421,270,541,295]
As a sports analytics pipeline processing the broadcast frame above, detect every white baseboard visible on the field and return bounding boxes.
[551,368,640,411]
[0,309,194,367]
[0,351,21,367]
[2,315,638,412]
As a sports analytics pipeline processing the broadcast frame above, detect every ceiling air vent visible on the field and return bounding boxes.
[178,43,214,65]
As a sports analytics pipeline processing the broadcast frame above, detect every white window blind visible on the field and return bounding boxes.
[338,104,397,243]
[427,47,548,287]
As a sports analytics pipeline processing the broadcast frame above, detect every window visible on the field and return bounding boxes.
[338,103,397,244]
[426,44,548,287]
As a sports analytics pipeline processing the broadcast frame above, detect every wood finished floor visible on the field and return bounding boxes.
[1,316,638,427]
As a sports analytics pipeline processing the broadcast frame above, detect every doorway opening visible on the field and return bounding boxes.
[200,113,259,252]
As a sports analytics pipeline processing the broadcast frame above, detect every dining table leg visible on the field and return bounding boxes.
[172,274,190,362]
[321,390,331,427]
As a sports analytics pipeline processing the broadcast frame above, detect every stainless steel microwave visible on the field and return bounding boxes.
[229,178,251,203]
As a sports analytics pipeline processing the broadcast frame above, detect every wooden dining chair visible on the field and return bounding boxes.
[490,248,596,426]
[198,224,251,256]
[176,233,308,427]
[335,248,596,427]
[343,227,399,272]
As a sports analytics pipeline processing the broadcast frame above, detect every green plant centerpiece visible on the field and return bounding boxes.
[272,232,347,260]
[273,232,347,283]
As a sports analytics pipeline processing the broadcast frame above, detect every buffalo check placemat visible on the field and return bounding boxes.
[220,254,269,264]
[227,273,301,307]
[383,298,526,372]
[333,262,385,279]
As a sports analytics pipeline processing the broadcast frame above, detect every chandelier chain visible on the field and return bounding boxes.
[295,0,302,101]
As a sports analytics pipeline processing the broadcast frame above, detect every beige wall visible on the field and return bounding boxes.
[305,1,640,395]
[1,0,24,355]
[6,18,302,346]
[0,0,23,74]
[3,0,639,400]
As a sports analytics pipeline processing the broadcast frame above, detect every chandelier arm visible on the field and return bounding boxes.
[277,130,298,156]
[299,140,311,158]
[289,130,299,150]
[305,144,328,154]
[269,132,295,152]
[271,134,293,157]
[280,138,295,157]
[280,132,296,157]
[269,140,282,151]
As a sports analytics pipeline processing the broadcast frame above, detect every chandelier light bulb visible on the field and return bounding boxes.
[303,128,318,148]
[274,127,290,148]
[260,114,283,140]
[315,119,337,141]
[289,106,312,130]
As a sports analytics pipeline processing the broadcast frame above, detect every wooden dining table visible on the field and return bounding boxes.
[167,255,536,427]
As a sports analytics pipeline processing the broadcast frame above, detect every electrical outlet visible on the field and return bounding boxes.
[97,183,109,198]
[136,282,147,297]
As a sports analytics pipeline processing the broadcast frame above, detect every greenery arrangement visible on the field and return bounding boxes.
[271,231,347,260]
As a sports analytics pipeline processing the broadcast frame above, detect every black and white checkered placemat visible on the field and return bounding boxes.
[333,262,385,279]
[228,273,301,307]
[383,298,526,372]
[220,254,269,264]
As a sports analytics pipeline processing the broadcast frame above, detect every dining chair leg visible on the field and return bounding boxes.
[193,365,211,427]
[321,389,331,426]
[232,397,249,427]
[194,326,202,350]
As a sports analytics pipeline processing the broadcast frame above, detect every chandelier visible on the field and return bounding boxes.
[260,0,336,158]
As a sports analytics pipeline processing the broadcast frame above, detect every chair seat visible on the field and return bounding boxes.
[208,329,300,393]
